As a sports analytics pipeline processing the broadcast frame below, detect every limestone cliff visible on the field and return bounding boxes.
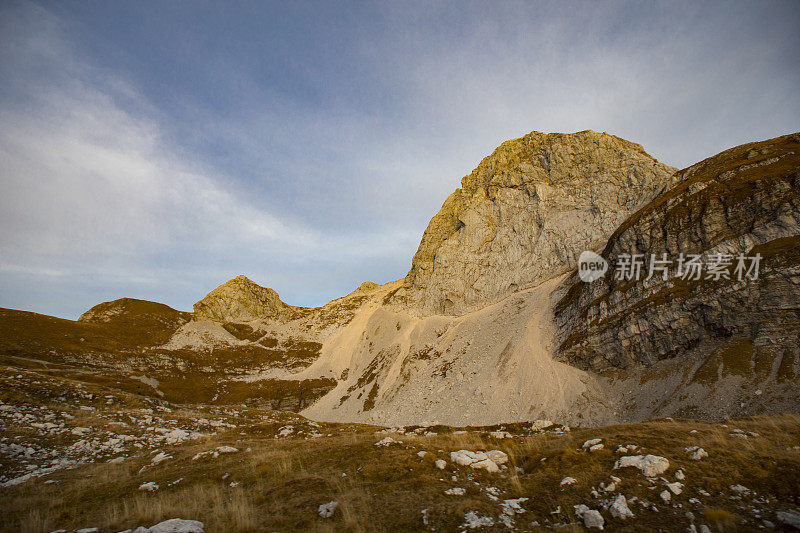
[401,130,678,315]
[553,132,800,374]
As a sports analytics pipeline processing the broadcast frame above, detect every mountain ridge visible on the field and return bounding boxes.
[2,129,798,428]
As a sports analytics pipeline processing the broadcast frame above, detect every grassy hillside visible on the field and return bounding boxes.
[1,359,799,532]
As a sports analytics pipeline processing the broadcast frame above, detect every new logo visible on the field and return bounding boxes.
[578,250,608,282]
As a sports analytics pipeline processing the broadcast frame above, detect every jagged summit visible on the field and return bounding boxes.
[401,129,678,315]
[193,275,289,322]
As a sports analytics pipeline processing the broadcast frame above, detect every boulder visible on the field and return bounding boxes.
[613,455,670,477]
[609,495,634,519]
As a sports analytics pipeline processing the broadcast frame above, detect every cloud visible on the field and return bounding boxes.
[0,2,417,318]
[1,0,798,318]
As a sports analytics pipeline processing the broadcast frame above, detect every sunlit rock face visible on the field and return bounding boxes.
[193,275,289,322]
[402,130,678,316]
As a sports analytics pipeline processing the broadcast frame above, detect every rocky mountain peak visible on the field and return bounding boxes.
[193,275,288,322]
[402,130,678,315]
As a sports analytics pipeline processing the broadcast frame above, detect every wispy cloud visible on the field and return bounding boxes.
[1,0,798,318]
[0,2,412,317]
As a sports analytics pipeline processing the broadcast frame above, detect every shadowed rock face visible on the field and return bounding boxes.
[553,132,800,373]
[402,130,678,316]
[193,275,289,322]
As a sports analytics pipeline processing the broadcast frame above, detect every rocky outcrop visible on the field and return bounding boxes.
[554,132,800,372]
[193,275,290,322]
[401,130,677,315]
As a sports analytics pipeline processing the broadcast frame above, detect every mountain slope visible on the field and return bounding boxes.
[301,276,611,426]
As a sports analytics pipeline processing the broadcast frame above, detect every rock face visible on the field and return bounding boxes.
[553,132,800,372]
[193,275,289,322]
[402,130,677,315]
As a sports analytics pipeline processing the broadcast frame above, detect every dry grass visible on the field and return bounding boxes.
[2,415,800,532]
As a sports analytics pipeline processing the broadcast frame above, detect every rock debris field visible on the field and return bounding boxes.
[2,364,800,532]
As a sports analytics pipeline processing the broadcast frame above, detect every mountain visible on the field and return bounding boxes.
[1,130,798,428]
[193,275,290,322]
[398,130,677,315]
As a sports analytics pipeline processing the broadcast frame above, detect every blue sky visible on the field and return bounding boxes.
[1,0,799,319]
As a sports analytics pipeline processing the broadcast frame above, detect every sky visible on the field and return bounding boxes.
[1,1,799,319]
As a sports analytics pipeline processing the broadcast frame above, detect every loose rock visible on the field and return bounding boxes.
[613,455,670,477]
[318,501,338,518]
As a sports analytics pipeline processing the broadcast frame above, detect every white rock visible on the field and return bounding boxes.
[560,476,577,486]
[449,450,506,473]
[216,446,238,454]
[609,494,634,519]
[777,510,800,528]
[417,451,428,458]
[138,482,159,492]
[666,482,683,495]
[142,518,205,533]
[451,450,481,466]
[684,446,708,460]
[434,459,447,470]
[490,431,513,439]
[730,484,752,495]
[462,511,494,529]
[530,420,554,431]
[151,452,171,465]
[574,504,605,529]
[445,487,466,495]
[191,450,216,461]
[318,501,338,518]
[470,458,500,473]
[485,450,509,465]
[163,429,192,445]
[501,498,528,515]
[498,498,528,527]
[613,455,670,477]
[374,437,401,447]
[675,469,685,481]
[582,438,602,449]
[616,444,637,454]
[660,490,671,503]
[589,444,604,452]
[484,486,501,500]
